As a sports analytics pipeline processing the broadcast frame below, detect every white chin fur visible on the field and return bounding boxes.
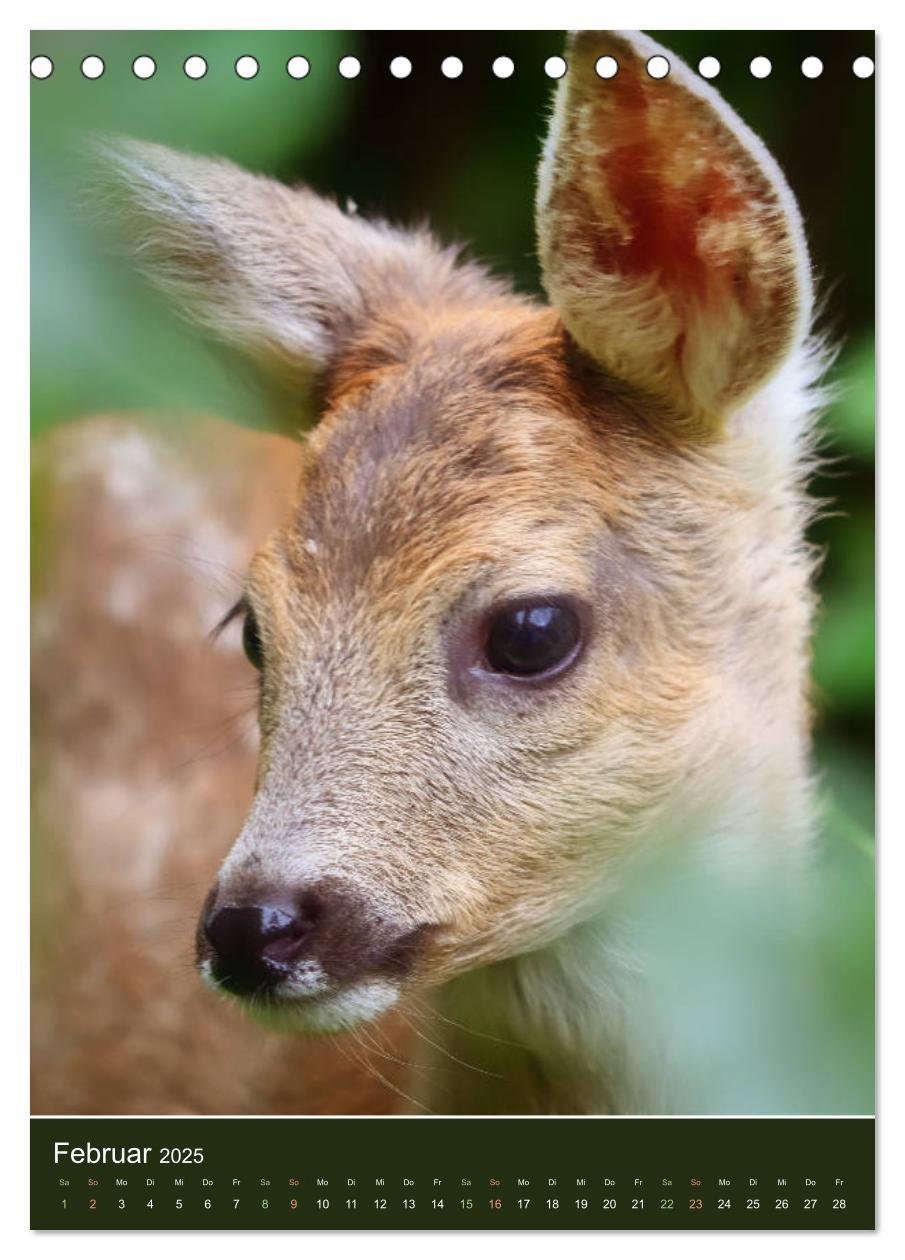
[199,959,400,1034]
[262,978,401,1033]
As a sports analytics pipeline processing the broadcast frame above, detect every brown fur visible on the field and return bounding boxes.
[32,417,410,1113]
[33,31,824,1115]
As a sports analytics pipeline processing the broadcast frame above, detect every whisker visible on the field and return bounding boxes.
[351,1022,441,1073]
[396,1008,504,1080]
[407,993,527,1051]
[336,1033,434,1115]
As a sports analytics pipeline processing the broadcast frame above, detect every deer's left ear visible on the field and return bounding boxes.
[537,31,813,440]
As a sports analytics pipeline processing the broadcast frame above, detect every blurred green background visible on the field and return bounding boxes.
[30,30,875,1112]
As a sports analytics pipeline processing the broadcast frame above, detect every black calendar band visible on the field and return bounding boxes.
[31,1116,874,1231]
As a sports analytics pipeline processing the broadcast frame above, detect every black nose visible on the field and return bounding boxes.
[205,902,315,996]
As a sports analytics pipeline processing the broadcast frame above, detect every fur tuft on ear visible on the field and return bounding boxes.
[537,31,814,440]
[93,138,475,393]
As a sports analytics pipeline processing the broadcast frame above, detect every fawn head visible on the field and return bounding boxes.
[108,31,815,1031]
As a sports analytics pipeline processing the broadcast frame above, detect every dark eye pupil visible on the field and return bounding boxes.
[484,602,581,677]
[242,610,264,670]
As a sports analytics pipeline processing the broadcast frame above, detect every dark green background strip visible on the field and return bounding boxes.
[32,1116,874,1230]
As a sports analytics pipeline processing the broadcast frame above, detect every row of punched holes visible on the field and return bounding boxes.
[31,52,877,82]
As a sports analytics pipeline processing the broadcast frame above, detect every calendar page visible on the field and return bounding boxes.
[30,27,875,1233]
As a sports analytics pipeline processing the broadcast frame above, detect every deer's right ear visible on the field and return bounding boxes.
[536,31,813,441]
[97,139,413,386]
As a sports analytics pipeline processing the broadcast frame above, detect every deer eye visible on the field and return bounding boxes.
[483,599,582,678]
[242,609,264,671]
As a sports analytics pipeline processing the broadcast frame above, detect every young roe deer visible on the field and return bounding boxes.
[34,30,825,1115]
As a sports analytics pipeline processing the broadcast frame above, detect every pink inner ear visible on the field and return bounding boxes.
[589,65,754,313]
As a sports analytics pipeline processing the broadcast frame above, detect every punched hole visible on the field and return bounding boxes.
[287,56,310,79]
[235,56,259,79]
[81,55,104,79]
[184,55,207,79]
